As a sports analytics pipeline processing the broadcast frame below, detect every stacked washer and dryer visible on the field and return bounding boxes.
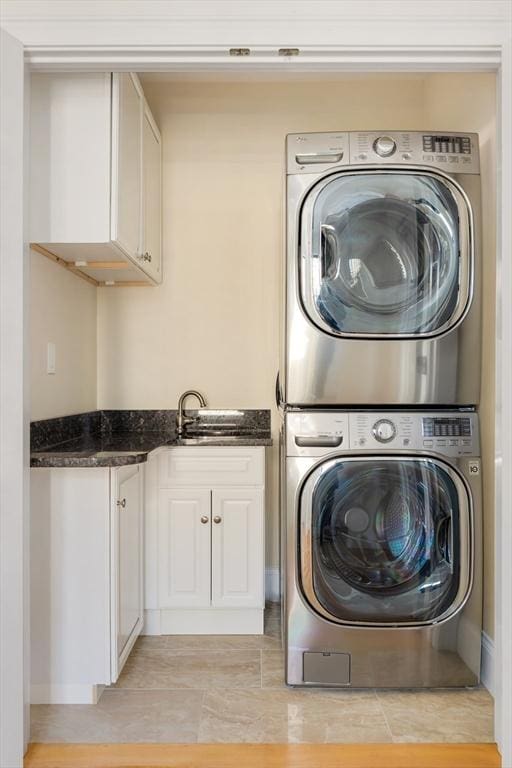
[279,130,483,688]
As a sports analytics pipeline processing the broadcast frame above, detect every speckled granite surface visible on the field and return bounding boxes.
[30,410,272,468]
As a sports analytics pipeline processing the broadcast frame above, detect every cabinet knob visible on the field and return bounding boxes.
[213,515,222,524]
[117,498,126,508]
[143,252,152,262]
[200,515,209,524]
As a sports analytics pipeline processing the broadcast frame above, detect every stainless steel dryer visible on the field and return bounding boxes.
[283,409,482,688]
[282,131,482,406]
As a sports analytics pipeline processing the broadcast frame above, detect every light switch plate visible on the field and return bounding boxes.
[47,342,56,374]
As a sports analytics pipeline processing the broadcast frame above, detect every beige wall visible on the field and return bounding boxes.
[424,73,496,639]
[30,250,97,420]
[97,76,428,568]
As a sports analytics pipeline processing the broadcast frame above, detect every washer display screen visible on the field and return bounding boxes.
[422,417,472,438]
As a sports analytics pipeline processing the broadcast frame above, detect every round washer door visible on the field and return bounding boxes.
[299,170,472,338]
[299,456,472,626]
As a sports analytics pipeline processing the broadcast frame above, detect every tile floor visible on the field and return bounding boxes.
[30,603,494,744]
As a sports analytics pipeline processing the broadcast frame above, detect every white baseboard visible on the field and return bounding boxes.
[160,608,263,635]
[143,608,264,635]
[265,566,280,602]
[31,683,104,704]
[143,608,161,635]
[481,631,495,696]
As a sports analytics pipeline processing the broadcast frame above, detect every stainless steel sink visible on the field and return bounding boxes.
[183,428,251,437]
[171,426,257,445]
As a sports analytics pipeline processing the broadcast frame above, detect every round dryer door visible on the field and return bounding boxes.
[300,170,472,337]
[299,456,472,626]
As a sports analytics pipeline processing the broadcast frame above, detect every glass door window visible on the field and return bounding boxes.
[300,171,471,337]
[300,457,471,625]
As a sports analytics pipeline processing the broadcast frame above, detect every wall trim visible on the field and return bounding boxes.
[1,0,510,53]
[481,631,495,697]
[30,684,104,705]
[21,46,503,72]
[143,609,161,636]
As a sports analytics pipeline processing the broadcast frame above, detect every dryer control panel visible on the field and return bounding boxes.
[286,410,480,458]
[348,131,480,174]
[286,130,480,175]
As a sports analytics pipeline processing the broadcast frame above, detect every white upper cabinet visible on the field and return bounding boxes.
[30,72,162,286]
[111,74,142,264]
[141,104,162,281]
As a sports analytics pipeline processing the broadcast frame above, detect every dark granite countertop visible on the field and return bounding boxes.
[30,409,272,468]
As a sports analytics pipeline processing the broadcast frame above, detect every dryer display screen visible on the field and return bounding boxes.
[423,135,471,154]
[422,417,472,438]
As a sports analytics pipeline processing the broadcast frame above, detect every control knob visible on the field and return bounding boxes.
[372,418,397,443]
[373,135,397,157]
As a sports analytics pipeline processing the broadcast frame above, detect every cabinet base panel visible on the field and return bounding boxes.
[143,608,264,635]
[31,683,105,705]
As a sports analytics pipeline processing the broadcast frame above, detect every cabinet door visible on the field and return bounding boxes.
[111,464,143,681]
[159,489,211,608]
[142,106,162,282]
[211,488,264,609]
[111,73,142,260]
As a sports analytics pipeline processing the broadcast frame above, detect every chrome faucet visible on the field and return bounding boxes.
[176,390,207,436]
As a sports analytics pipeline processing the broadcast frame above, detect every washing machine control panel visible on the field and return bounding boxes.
[349,412,479,456]
[285,411,479,457]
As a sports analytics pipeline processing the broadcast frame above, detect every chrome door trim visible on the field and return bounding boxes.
[299,166,474,340]
[299,454,474,628]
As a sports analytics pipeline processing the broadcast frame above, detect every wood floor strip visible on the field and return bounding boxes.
[24,742,501,768]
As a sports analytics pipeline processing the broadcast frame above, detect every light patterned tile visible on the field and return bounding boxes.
[199,688,391,744]
[30,689,203,743]
[113,649,261,690]
[376,687,494,743]
[264,619,282,642]
[161,634,281,651]
[265,602,281,620]
[134,635,169,651]
[261,650,285,688]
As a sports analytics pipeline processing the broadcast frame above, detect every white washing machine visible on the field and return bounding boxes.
[281,131,482,407]
[283,409,482,687]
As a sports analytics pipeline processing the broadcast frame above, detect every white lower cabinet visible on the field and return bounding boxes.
[146,447,265,635]
[211,487,264,609]
[158,488,212,608]
[111,465,144,680]
[30,464,143,704]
